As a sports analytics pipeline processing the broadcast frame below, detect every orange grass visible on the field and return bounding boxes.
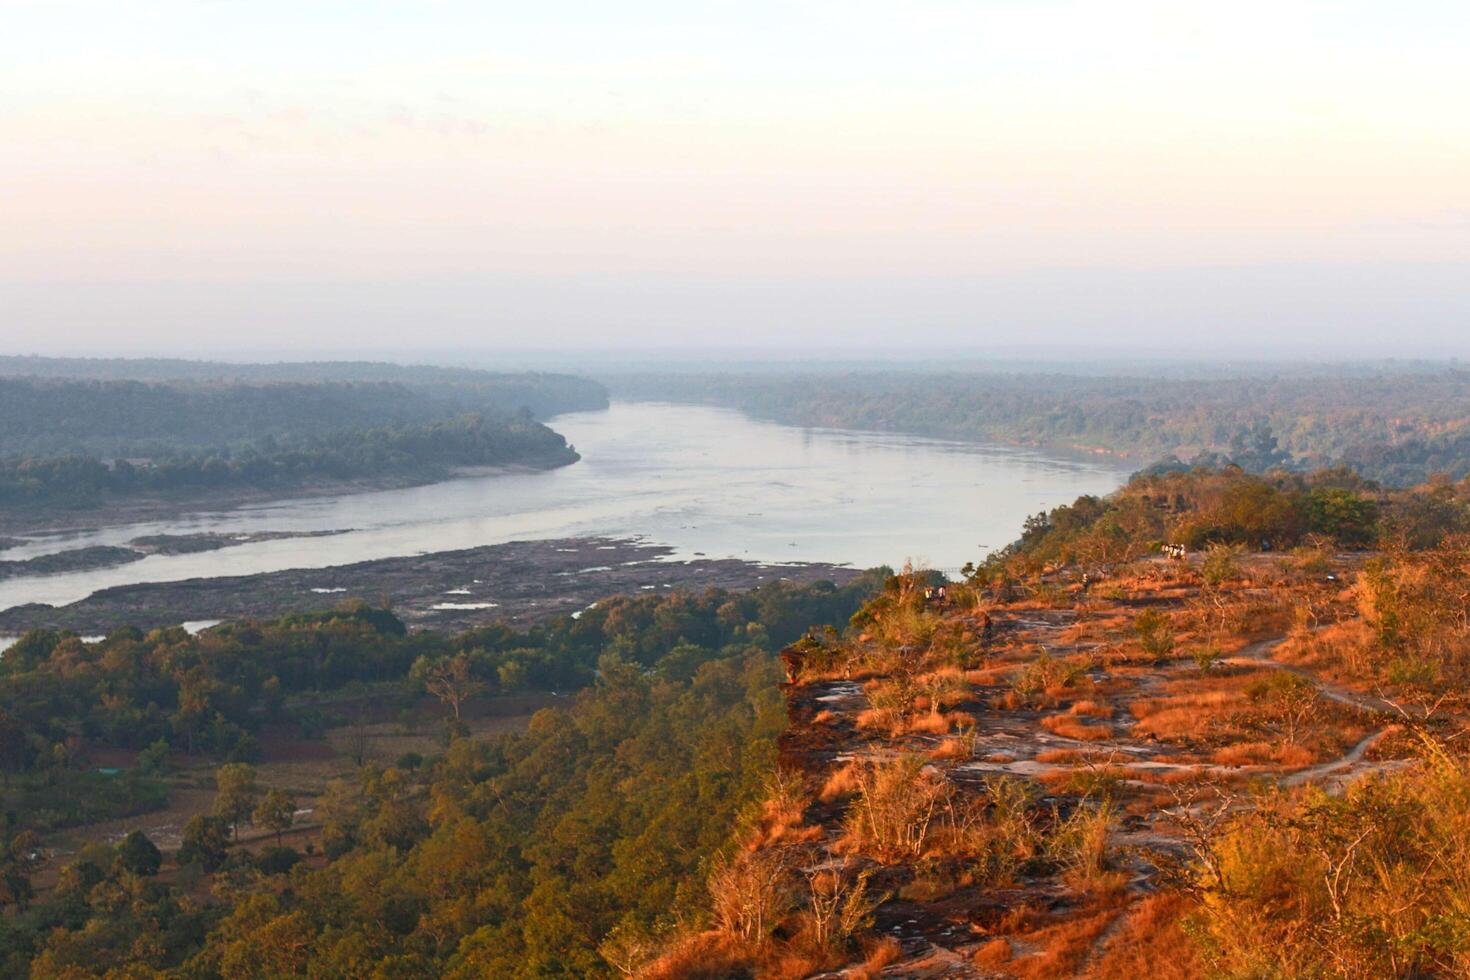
[1041,714,1113,741]
[928,737,972,760]
[1089,894,1204,980]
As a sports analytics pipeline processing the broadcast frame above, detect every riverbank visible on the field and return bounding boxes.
[0,536,864,635]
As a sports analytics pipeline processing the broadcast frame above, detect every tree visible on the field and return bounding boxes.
[178,815,230,871]
[412,653,485,722]
[253,788,297,848]
[213,762,259,841]
[0,712,32,788]
[117,829,162,876]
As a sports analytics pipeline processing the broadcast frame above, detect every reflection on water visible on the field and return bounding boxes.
[0,402,1130,612]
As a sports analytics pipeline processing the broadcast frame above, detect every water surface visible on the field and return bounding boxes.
[0,402,1130,613]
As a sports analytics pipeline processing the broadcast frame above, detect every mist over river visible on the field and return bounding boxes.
[0,402,1130,615]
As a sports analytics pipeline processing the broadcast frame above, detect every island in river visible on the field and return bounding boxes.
[0,536,863,636]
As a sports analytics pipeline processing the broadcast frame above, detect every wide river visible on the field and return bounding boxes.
[0,402,1130,613]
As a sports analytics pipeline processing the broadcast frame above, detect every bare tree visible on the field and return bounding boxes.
[412,653,485,722]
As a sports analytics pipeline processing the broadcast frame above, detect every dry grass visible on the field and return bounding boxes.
[1041,714,1113,741]
[1129,686,1245,739]
[855,707,900,733]
[1068,698,1113,717]
[928,737,971,761]
[819,763,863,803]
[813,709,838,725]
[1211,741,1275,766]
[972,937,1012,969]
[907,712,953,735]
[640,932,752,980]
[1089,894,1203,980]
[844,936,903,978]
[1007,908,1120,979]
[761,948,840,980]
[1274,743,1317,767]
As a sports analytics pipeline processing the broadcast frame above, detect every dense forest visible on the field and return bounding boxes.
[0,372,606,458]
[606,368,1470,486]
[0,362,606,510]
[0,413,578,508]
[0,572,883,976]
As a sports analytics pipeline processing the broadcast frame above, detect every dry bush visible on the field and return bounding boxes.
[841,755,950,862]
[1049,801,1120,893]
[708,847,793,948]
[800,866,883,962]
[1193,738,1470,978]
[1041,714,1113,742]
[1069,699,1113,718]
[752,769,817,847]
[915,667,970,709]
[812,709,838,725]
[1007,650,1089,706]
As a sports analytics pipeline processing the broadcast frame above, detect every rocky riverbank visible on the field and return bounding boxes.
[0,536,864,634]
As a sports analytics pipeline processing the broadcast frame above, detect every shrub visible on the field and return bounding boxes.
[843,755,950,861]
[1134,610,1175,659]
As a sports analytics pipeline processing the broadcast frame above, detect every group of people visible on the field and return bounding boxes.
[1162,543,1188,560]
[922,585,948,603]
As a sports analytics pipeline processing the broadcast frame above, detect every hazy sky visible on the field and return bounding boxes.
[3,1,1467,356]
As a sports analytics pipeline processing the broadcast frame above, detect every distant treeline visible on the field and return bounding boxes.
[0,414,576,508]
[0,371,606,458]
[0,355,607,399]
[0,362,606,509]
[605,369,1470,486]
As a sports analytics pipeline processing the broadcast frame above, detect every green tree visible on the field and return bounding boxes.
[253,788,297,848]
[213,762,259,840]
[178,815,230,871]
[117,829,162,876]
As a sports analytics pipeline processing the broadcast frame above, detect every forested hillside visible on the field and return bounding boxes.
[0,413,577,508]
[607,369,1470,486]
[0,573,882,976]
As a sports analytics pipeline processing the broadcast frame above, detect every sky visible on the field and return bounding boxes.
[2,1,1468,357]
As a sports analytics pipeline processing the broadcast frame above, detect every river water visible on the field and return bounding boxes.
[0,402,1130,616]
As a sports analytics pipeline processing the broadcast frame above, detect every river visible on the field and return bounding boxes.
[0,402,1130,616]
